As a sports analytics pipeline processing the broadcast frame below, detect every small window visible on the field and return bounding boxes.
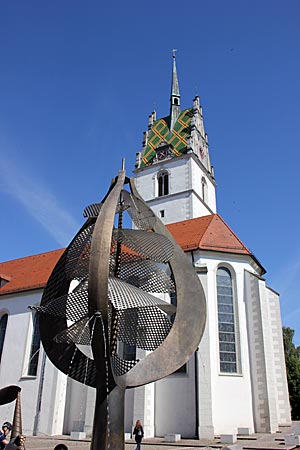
[123,344,136,361]
[217,267,237,373]
[160,210,165,218]
[0,314,8,363]
[174,98,179,105]
[158,171,169,197]
[28,314,41,376]
[0,277,9,288]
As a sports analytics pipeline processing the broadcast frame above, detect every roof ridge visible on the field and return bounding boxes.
[213,214,251,253]
[0,248,64,266]
[168,213,215,227]
[196,214,216,248]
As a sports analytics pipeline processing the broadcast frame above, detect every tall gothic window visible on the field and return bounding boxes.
[217,267,237,373]
[158,171,169,197]
[0,314,8,363]
[28,314,41,376]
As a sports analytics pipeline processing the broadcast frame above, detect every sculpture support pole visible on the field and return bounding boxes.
[91,385,108,450]
[91,385,125,450]
[107,385,125,450]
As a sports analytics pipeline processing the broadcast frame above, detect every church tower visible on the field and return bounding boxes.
[134,52,217,224]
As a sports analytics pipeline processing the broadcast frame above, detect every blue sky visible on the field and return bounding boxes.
[0,1,299,339]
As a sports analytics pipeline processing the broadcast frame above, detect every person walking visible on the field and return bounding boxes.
[133,419,144,450]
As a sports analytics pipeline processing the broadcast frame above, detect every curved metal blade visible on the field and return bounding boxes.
[115,255,175,293]
[54,316,92,345]
[108,276,176,315]
[31,288,88,322]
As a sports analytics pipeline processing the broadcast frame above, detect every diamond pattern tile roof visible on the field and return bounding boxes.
[140,108,193,167]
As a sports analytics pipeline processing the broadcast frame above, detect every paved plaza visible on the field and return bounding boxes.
[23,422,300,450]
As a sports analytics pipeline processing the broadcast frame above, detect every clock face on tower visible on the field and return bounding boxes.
[156,144,171,161]
[157,149,167,160]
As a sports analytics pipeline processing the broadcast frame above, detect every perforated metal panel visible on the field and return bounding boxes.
[111,354,138,377]
[113,229,174,263]
[108,277,174,312]
[114,254,174,293]
[65,224,94,279]
[122,190,157,230]
[54,317,92,345]
[83,203,102,218]
[31,287,88,322]
[117,306,172,351]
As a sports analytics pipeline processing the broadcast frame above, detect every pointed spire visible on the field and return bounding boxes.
[170,49,181,130]
[171,49,180,97]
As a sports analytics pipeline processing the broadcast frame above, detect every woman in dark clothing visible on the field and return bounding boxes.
[133,419,144,450]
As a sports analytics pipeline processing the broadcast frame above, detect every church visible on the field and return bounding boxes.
[0,55,291,439]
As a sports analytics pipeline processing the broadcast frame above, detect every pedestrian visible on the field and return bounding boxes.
[133,419,144,450]
[0,421,12,449]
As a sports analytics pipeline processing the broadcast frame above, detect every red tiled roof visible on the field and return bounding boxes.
[0,249,64,296]
[167,214,251,254]
[0,214,261,296]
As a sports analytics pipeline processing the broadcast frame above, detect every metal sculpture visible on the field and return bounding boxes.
[0,385,25,450]
[33,166,206,450]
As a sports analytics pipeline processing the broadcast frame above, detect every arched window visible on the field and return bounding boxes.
[0,314,8,363]
[158,171,169,197]
[28,314,41,376]
[217,267,237,373]
[201,177,207,203]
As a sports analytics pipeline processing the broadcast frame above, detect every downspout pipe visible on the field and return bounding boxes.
[191,250,199,438]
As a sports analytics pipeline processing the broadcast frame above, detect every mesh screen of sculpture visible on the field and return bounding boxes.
[32,167,206,450]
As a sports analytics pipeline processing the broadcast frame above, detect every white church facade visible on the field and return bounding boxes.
[0,56,291,439]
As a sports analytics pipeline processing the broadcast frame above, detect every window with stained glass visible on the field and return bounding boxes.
[217,267,237,373]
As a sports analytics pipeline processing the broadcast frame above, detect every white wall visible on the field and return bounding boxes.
[155,357,196,438]
[0,290,66,435]
[194,252,255,435]
[134,154,216,224]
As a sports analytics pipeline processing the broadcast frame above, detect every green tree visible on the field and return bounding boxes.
[282,327,300,420]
